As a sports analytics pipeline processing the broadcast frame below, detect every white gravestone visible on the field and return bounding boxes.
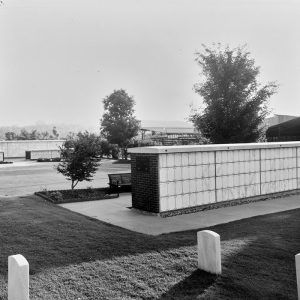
[296,253,300,300]
[197,230,221,274]
[8,254,29,300]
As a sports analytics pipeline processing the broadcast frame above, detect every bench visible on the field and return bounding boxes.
[108,173,131,195]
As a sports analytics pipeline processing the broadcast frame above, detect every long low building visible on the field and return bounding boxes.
[0,140,64,158]
[266,117,300,142]
[128,142,300,215]
[140,120,200,145]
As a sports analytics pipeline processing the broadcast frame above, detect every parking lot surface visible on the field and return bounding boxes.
[0,159,130,197]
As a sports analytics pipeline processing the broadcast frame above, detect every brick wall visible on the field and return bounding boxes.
[129,142,300,214]
[131,153,160,213]
[158,146,299,212]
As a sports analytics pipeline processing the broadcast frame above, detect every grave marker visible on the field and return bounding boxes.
[8,254,29,300]
[197,230,221,274]
[296,253,300,300]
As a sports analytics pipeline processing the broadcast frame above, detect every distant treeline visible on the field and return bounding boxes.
[4,127,59,140]
[0,123,98,140]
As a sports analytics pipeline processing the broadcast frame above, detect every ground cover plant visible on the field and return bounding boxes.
[36,187,118,204]
[37,158,61,162]
[0,196,299,299]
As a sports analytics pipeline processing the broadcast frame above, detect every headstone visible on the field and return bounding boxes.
[296,253,300,300]
[197,230,221,274]
[8,254,29,300]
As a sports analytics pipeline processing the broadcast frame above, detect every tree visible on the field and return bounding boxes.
[100,89,140,159]
[19,129,31,140]
[40,131,50,140]
[5,132,17,140]
[100,139,111,158]
[56,131,101,189]
[190,44,278,143]
[99,140,120,159]
[52,126,59,139]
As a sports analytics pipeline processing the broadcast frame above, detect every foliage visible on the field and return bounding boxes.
[100,140,120,159]
[5,126,59,140]
[39,188,116,204]
[190,44,278,143]
[37,157,61,162]
[56,131,101,189]
[47,191,63,203]
[52,126,59,139]
[4,131,17,140]
[100,89,140,158]
[100,140,111,157]
[110,144,120,159]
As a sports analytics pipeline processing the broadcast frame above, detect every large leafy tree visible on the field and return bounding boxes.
[100,89,140,158]
[190,44,278,143]
[56,131,101,189]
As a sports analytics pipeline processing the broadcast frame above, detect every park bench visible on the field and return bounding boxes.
[108,173,131,195]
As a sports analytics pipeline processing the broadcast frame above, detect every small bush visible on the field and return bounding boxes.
[47,191,64,203]
[56,132,102,189]
[37,187,117,204]
[37,158,61,162]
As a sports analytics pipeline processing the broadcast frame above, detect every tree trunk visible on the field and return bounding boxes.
[71,180,78,190]
[124,147,128,160]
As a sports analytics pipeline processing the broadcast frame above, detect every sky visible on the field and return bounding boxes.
[0,0,299,129]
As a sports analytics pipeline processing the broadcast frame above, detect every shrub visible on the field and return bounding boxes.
[56,132,102,189]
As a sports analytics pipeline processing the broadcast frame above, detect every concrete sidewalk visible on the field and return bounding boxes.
[60,193,300,235]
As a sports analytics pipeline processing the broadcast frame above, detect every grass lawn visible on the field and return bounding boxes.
[0,196,299,299]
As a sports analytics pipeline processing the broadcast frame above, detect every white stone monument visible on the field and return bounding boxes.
[296,253,300,300]
[8,254,29,300]
[197,230,221,274]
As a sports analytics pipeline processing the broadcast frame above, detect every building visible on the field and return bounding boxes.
[139,120,201,146]
[264,114,298,128]
[266,117,300,142]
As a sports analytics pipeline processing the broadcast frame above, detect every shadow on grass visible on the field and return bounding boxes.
[158,270,217,300]
[0,195,299,298]
[156,232,298,299]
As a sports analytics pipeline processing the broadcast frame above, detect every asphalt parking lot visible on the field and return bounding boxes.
[0,159,130,197]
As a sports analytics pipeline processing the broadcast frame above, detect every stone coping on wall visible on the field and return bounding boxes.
[128,141,300,154]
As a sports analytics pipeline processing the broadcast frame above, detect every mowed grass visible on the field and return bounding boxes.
[0,196,299,299]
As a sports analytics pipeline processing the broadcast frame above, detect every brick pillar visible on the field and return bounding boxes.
[131,153,160,213]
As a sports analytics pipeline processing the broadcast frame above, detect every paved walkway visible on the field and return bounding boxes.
[60,193,300,235]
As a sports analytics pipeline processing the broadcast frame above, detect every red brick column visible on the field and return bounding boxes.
[131,153,160,213]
